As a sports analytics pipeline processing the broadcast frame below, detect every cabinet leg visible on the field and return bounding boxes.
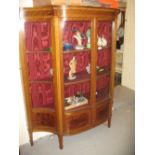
[29,130,33,146]
[58,135,63,149]
[108,117,111,128]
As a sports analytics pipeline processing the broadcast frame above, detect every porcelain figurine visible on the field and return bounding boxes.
[97,35,107,50]
[86,63,90,74]
[86,29,91,48]
[63,43,73,51]
[50,68,53,76]
[73,31,84,50]
[68,57,77,80]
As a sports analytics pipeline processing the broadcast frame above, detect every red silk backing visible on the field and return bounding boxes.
[30,83,54,108]
[62,21,91,48]
[64,82,90,98]
[97,21,112,47]
[97,76,110,91]
[97,49,111,67]
[63,51,90,75]
[26,53,52,80]
[25,21,51,51]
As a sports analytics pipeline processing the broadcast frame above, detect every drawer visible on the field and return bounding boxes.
[32,111,55,129]
[95,102,109,124]
[65,110,91,134]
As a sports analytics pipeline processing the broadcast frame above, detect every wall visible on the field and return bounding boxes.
[121,0,135,90]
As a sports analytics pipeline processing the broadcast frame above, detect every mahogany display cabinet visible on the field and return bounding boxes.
[19,5,119,149]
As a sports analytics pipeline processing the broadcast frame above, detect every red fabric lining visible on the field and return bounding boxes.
[96,76,110,91]
[25,21,112,108]
[97,21,112,69]
[63,52,90,75]
[64,82,90,98]
[30,83,54,108]
[97,21,112,47]
[25,21,51,51]
[26,53,52,80]
[62,21,91,48]
[97,49,111,67]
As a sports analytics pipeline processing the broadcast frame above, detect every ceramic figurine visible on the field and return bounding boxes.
[73,30,84,50]
[68,57,77,80]
[63,43,73,51]
[97,35,107,50]
[86,63,90,74]
[86,29,91,48]
[50,68,53,76]
[96,66,104,73]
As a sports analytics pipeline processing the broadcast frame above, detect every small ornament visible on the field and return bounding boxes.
[97,35,107,50]
[63,43,73,51]
[86,63,90,74]
[73,30,84,50]
[50,68,53,76]
[96,66,104,73]
[68,57,77,80]
[86,29,91,49]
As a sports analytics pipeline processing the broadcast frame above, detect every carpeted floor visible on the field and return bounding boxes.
[20,86,135,155]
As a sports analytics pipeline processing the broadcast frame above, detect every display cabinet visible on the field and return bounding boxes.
[19,5,119,149]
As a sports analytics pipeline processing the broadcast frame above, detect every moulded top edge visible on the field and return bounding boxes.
[20,5,120,18]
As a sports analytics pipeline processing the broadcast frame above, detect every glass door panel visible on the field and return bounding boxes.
[24,21,54,109]
[61,20,92,110]
[96,21,112,102]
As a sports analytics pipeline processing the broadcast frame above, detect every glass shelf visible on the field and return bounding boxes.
[64,72,90,86]
[96,66,111,79]
[32,107,55,113]
[97,46,111,52]
[26,50,52,54]
[29,79,53,83]
[63,48,90,54]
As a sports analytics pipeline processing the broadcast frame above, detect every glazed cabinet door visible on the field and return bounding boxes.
[23,19,56,132]
[60,19,93,134]
[96,20,112,103]
[95,19,113,124]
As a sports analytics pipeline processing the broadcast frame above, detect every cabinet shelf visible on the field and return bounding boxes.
[32,108,55,113]
[29,79,53,83]
[97,46,111,52]
[64,72,90,86]
[26,51,52,54]
[65,102,90,112]
[96,66,110,79]
[63,48,90,54]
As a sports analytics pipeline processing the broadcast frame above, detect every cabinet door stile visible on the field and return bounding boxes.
[108,16,118,125]
[110,16,117,102]
[90,18,97,125]
[52,16,65,148]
